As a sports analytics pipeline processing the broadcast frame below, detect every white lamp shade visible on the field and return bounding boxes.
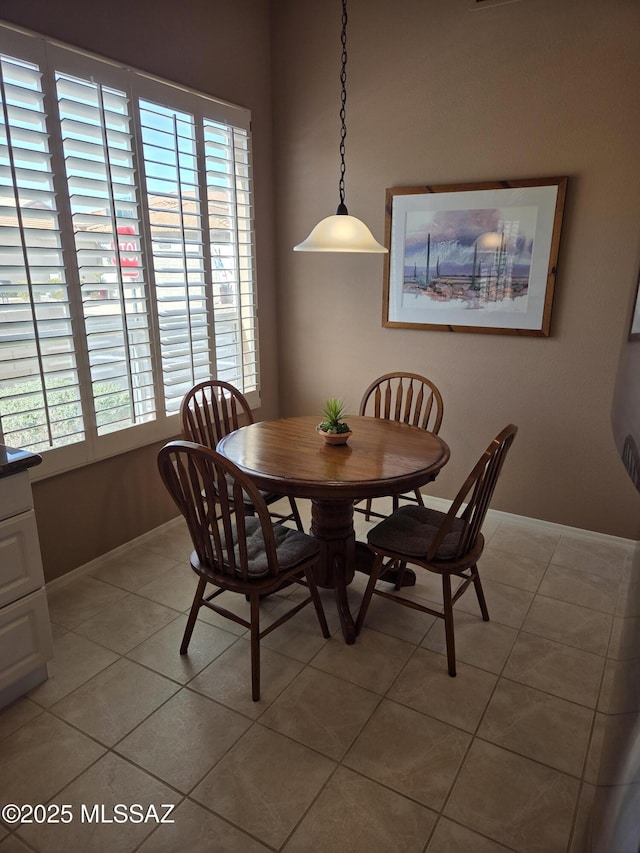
[293,214,388,253]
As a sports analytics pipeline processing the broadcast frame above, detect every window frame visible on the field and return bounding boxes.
[0,21,261,481]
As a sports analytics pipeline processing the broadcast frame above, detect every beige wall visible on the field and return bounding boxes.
[272,0,640,539]
[0,0,279,580]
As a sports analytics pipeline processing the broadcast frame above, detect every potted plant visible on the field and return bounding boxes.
[317,398,352,445]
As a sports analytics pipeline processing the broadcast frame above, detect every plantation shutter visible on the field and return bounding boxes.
[139,98,210,415]
[205,120,258,393]
[0,23,259,476]
[0,50,85,452]
[54,69,156,436]
[138,99,258,416]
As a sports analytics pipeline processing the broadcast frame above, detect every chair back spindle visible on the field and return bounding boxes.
[158,441,281,582]
[181,380,253,447]
[357,423,517,677]
[356,371,444,520]
[360,372,443,434]
[427,425,517,562]
[179,380,304,532]
[158,439,329,701]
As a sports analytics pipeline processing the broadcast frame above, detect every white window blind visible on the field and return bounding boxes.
[0,51,85,453]
[204,119,257,394]
[56,71,156,437]
[0,24,259,476]
[140,98,210,414]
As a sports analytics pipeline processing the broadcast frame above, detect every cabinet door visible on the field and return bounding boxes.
[0,510,45,608]
[0,588,53,694]
[0,471,32,518]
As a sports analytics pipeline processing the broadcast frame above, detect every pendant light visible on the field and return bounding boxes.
[293,0,388,253]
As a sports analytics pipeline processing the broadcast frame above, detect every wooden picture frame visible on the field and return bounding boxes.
[382,177,568,336]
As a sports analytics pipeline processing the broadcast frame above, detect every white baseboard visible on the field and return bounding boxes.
[422,496,637,548]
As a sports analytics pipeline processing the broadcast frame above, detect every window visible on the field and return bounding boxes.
[0,23,259,476]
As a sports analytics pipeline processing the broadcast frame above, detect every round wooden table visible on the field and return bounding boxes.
[217,415,450,643]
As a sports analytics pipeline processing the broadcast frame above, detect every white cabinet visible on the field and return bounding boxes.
[0,462,53,709]
[0,509,45,608]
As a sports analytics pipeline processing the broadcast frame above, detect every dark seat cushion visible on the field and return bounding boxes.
[239,517,320,577]
[219,473,277,507]
[367,505,466,560]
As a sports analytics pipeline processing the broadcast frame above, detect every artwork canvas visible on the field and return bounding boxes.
[383,178,567,336]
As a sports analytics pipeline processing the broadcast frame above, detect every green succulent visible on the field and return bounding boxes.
[317,397,351,434]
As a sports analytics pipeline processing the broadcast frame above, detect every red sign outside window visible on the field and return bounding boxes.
[111,225,140,278]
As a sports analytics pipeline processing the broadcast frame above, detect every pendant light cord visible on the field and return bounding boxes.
[293,0,387,251]
[337,0,348,215]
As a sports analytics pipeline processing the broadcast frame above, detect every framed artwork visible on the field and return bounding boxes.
[383,177,568,336]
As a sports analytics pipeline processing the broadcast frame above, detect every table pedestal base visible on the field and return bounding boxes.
[311,499,356,643]
[309,501,417,644]
[354,542,417,587]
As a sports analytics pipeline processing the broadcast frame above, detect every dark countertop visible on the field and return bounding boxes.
[0,444,42,478]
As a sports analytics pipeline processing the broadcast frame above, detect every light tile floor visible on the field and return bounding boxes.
[0,499,633,853]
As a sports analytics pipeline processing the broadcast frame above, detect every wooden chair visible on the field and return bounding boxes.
[355,424,517,677]
[181,380,303,531]
[157,440,330,701]
[356,372,444,520]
